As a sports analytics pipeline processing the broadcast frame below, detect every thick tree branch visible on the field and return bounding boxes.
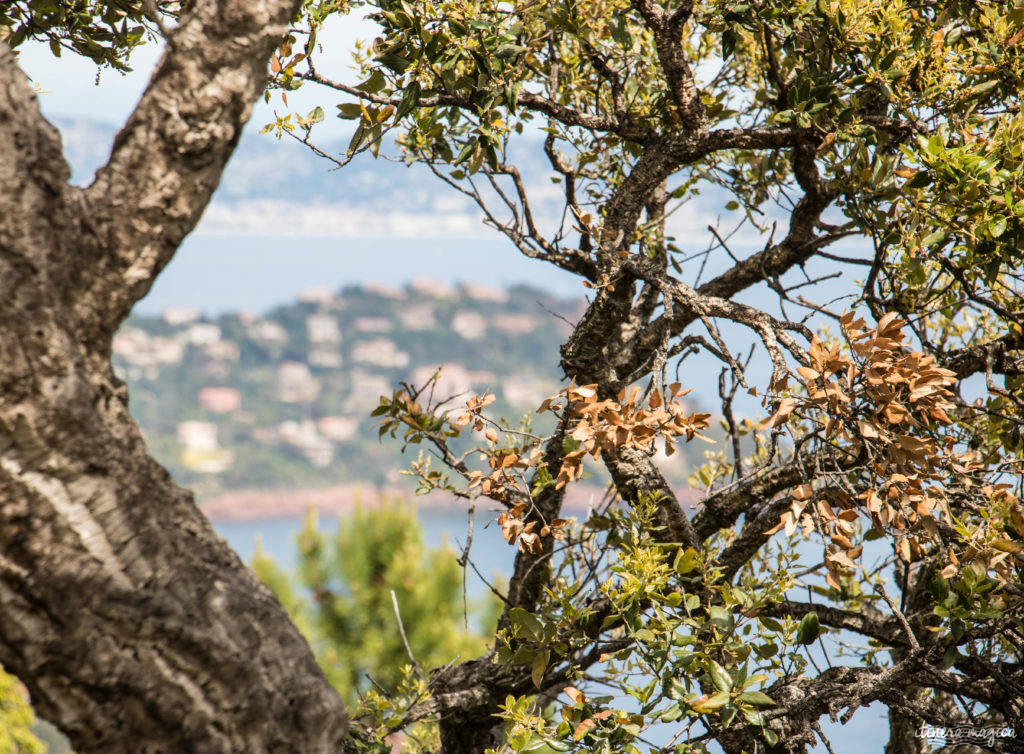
[630,0,703,129]
[0,6,351,753]
[761,600,899,648]
[81,0,303,338]
[692,456,815,540]
[943,331,1024,379]
[603,445,698,549]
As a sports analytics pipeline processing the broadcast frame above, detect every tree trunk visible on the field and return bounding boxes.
[0,3,349,751]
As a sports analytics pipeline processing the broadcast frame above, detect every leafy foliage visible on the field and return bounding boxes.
[251,0,1024,749]
[264,0,1024,751]
[0,1,180,71]
[0,668,44,754]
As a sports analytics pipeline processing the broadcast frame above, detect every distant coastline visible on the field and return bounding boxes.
[199,482,696,523]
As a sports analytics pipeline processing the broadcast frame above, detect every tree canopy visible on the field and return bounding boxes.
[0,1,182,70]
[253,502,499,706]
[0,0,1023,753]
[264,0,1024,751]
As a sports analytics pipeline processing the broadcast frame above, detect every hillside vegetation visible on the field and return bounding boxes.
[115,282,701,501]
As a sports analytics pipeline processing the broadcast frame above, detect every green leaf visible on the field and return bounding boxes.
[709,660,733,692]
[494,43,528,59]
[394,80,421,120]
[734,662,747,689]
[634,628,656,643]
[336,102,364,119]
[741,707,766,726]
[667,678,688,700]
[722,29,738,61]
[356,71,387,94]
[708,606,734,633]
[906,171,933,189]
[951,617,966,642]
[739,691,775,707]
[759,616,783,632]
[368,124,383,157]
[454,140,476,165]
[531,649,548,688]
[929,576,950,603]
[660,703,683,722]
[523,738,571,752]
[720,702,739,728]
[969,79,999,98]
[509,607,543,640]
[796,612,820,645]
[663,591,682,607]
[376,52,411,73]
[942,644,960,669]
[609,13,631,47]
[673,547,698,574]
[698,690,731,711]
[347,123,366,154]
[989,215,1008,238]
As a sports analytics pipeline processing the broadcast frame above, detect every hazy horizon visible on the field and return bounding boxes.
[135,232,585,317]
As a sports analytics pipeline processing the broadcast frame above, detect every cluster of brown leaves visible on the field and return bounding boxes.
[498,502,569,553]
[471,447,546,501]
[540,382,712,489]
[768,312,957,441]
[454,391,497,432]
[455,391,541,502]
[453,391,571,551]
[455,382,709,552]
[766,483,866,589]
[767,312,969,587]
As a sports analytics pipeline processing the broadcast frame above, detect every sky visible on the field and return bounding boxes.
[13,13,593,313]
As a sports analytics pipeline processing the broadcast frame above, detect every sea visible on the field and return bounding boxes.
[214,507,516,593]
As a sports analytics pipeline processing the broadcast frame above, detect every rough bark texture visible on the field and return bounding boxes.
[0,3,349,751]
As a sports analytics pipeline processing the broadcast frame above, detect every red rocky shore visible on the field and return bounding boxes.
[198,482,632,523]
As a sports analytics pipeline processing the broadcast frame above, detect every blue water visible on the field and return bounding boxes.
[134,233,582,318]
[215,507,516,595]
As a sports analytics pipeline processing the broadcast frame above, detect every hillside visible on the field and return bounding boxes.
[116,281,707,518]
[113,282,617,511]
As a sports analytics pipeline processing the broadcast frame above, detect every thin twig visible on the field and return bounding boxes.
[391,590,423,673]
[873,583,919,650]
